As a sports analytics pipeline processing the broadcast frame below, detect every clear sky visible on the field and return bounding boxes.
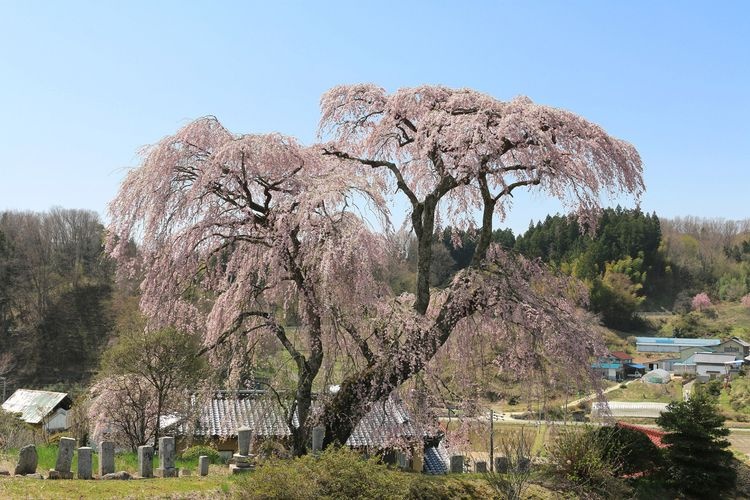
[0,1,748,234]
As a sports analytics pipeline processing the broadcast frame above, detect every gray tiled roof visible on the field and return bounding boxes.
[424,441,449,474]
[186,392,417,448]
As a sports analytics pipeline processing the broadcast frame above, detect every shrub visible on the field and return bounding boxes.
[0,409,36,450]
[180,444,221,464]
[235,447,411,499]
[595,426,663,475]
[545,426,630,497]
[234,447,497,500]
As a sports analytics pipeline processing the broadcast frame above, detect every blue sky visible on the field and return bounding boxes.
[0,1,748,234]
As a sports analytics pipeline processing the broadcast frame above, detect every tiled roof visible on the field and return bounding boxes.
[423,441,449,474]
[185,392,417,448]
[616,422,668,449]
[610,351,632,360]
[346,398,416,448]
[195,392,295,438]
[1,389,71,424]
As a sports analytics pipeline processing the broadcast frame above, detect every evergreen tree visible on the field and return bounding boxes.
[656,391,736,498]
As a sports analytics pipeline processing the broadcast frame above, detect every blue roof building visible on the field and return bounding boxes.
[635,337,720,353]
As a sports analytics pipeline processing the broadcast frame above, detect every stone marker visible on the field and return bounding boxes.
[450,455,464,473]
[138,445,154,478]
[518,457,531,472]
[48,437,75,479]
[198,455,209,476]
[78,447,93,479]
[311,426,325,453]
[14,444,37,475]
[411,452,423,473]
[494,456,509,473]
[156,436,178,477]
[99,441,115,476]
[101,471,132,480]
[238,427,252,456]
[475,460,487,473]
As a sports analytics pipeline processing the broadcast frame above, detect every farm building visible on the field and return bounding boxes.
[714,337,750,359]
[693,352,743,381]
[1,389,72,432]
[635,337,720,353]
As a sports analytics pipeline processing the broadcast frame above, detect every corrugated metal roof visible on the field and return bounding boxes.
[635,337,720,346]
[185,392,417,448]
[1,389,70,424]
[694,352,741,364]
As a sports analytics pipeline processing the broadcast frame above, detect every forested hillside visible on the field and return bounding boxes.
[0,209,120,390]
[399,209,750,331]
[1,207,749,391]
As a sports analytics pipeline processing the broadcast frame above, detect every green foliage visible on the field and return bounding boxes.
[234,446,492,500]
[656,391,736,497]
[544,426,630,497]
[728,377,750,412]
[180,444,221,464]
[595,426,663,475]
[235,447,410,499]
[718,272,749,301]
[0,409,35,450]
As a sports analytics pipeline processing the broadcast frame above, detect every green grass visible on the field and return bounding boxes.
[0,475,232,499]
[4,445,205,475]
[605,379,683,403]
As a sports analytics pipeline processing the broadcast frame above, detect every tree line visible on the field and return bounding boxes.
[0,208,118,388]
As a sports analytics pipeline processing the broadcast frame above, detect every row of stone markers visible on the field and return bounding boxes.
[448,455,531,474]
[11,436,211,479]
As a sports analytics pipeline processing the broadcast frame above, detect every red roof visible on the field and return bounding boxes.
[610,351,633,361]
[616,421,668,449]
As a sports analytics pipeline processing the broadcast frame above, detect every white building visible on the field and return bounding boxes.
[1,389,72,432]
[694,352,743,382]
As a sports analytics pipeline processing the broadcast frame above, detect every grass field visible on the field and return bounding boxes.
[0,475,232,499]
[604,379,683,403]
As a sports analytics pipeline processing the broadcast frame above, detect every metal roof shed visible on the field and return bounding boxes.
[1,389,72,431]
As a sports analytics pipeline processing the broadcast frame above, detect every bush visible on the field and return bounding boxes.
[545,426,630,497]
[0,409,36,450]
[234,446,493,499]
[180,444,221,464]
[234,447,410,499]
[595,426,663,475]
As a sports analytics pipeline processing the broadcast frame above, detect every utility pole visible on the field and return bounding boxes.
[489,408,494,472]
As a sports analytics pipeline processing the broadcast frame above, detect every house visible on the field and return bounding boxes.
[693,352,743,382]
[635,337,720,353]
[714,337,750,360]
[592,351,637,381]
[170,390,447,473]
[651,346,707,372]
[1,389,72,432]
